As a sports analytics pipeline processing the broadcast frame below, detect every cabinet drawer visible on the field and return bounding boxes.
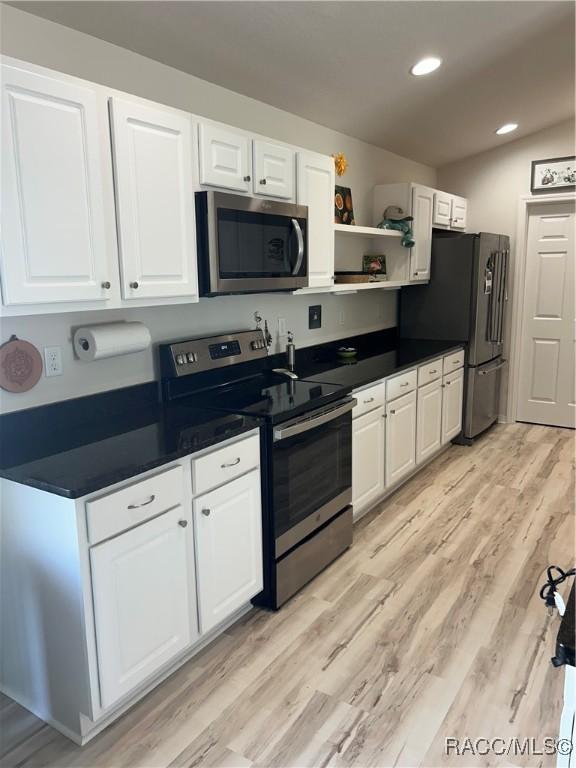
[417,358,443,387]
[86,465,184,545]
[352,381,385,419]
[192,433,259,496]
[386,369,417,401]
[443,349,465,374]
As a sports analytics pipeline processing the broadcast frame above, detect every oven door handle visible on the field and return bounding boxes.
[290,218,305,276]
[273,398,356,442]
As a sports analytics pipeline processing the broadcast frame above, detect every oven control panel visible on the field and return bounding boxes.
[160,329,268,377]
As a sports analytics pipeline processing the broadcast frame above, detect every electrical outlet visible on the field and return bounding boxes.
[338,310,346,326]
[44,346,63,377]
[278,317,287,337]
[308,305,322,330]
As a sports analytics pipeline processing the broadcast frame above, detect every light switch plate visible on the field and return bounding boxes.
[309,305,322,329]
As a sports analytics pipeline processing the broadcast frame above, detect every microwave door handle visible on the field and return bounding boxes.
[290,218,304,276]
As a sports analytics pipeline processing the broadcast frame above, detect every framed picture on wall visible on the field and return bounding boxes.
[531,156,576,194]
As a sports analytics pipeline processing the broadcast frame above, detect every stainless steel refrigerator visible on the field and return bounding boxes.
[399,231,510,443]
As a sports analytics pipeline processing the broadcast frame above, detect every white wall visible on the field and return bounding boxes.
[437,119,575,416]
[0,5,437,413]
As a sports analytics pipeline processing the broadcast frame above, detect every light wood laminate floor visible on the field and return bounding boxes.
[1,423,574,768]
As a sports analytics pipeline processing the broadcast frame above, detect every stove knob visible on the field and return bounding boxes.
[175,354,185,365]
[186,352,196,363]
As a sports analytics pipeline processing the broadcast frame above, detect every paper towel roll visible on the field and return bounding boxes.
[73,322,151,361]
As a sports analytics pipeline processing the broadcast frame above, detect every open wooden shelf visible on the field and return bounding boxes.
[333,223,402,238]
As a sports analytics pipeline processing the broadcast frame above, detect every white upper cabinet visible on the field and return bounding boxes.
[194,469,263,634]
[410,185,434,281]
[1,64,115,305]
[110,97,198,300]
[90,506,197,710]
[198,123,251,192]
[433,191,467,231]
[433,191,453,228]
[253,140,295,199]
[416,379,443,464]
[297,151,334,287]
[451,196,468,230]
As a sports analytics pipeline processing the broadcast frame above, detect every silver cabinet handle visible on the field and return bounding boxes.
[363,397,375,404]
[260,178,267,185]
[400,382,409,387]
[290,218,304,276]
[221,457,241,468]
[243,175,251,182]
[429,369,437,374]
[130,281,139,289]
[202,508,211,517]
[389,409,396,415]
[178,519,188,528]
[101,281,111,290]
[127,494,155,509]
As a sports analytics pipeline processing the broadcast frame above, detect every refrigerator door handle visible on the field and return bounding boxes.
[498,250,509,344]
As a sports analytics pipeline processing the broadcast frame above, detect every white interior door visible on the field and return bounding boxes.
[517,201,575,428]
[1,64,114,305]
[110,97,198,300]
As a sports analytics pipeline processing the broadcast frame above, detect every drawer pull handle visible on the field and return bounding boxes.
[221,457,241,468]
[178,519,188,528]
[127,494,155,509]
[429,369,437,374]
[363,397,375,404]
[389,409,396,415]
[452,360,460,365]
[400,382,409,387]
[202,508,211,517]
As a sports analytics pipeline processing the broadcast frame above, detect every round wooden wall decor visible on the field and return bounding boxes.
[0,335,43,393]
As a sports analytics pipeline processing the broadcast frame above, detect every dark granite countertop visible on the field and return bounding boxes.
[0,383,260,499]
[0,331,464,500]
[300,338,464,391]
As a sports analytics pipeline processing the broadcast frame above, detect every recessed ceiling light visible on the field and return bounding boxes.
[410,57,442,76]
[495,123,518,135]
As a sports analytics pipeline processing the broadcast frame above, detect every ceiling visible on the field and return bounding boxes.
[9,1,576,166]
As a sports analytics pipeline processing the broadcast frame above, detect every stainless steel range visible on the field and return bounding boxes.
[159,329,354,609]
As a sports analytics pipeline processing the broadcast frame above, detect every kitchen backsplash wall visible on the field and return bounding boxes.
[0,291,397,413]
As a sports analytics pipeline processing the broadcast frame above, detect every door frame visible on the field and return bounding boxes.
[506,193,576,422]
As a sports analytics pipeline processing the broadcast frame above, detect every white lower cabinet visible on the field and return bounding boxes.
[416,379,443,464]
[352,407,385,519]
[386,390,417,487]
[90,505,197,710]
[194,469,263,633]
[442,368,465,443]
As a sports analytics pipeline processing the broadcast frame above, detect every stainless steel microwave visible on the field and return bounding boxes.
[195,191,308,295]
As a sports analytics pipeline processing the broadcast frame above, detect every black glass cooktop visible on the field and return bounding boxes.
[195,373,351,424]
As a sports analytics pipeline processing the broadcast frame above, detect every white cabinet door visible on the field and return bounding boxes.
[1,65,114,305]
[198,123,251,192]
[385,390,417,487]
[352,407,385,519]
[410,185,434,281]
[90,506,196,710]
[253,140,295,199]
[442,368,464,444]
[297,151,334,287]
[194,470,263,633]
[416,379,443,464]
[110,98,198,300]
[451,196,467,230]
[433,190,452,229]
